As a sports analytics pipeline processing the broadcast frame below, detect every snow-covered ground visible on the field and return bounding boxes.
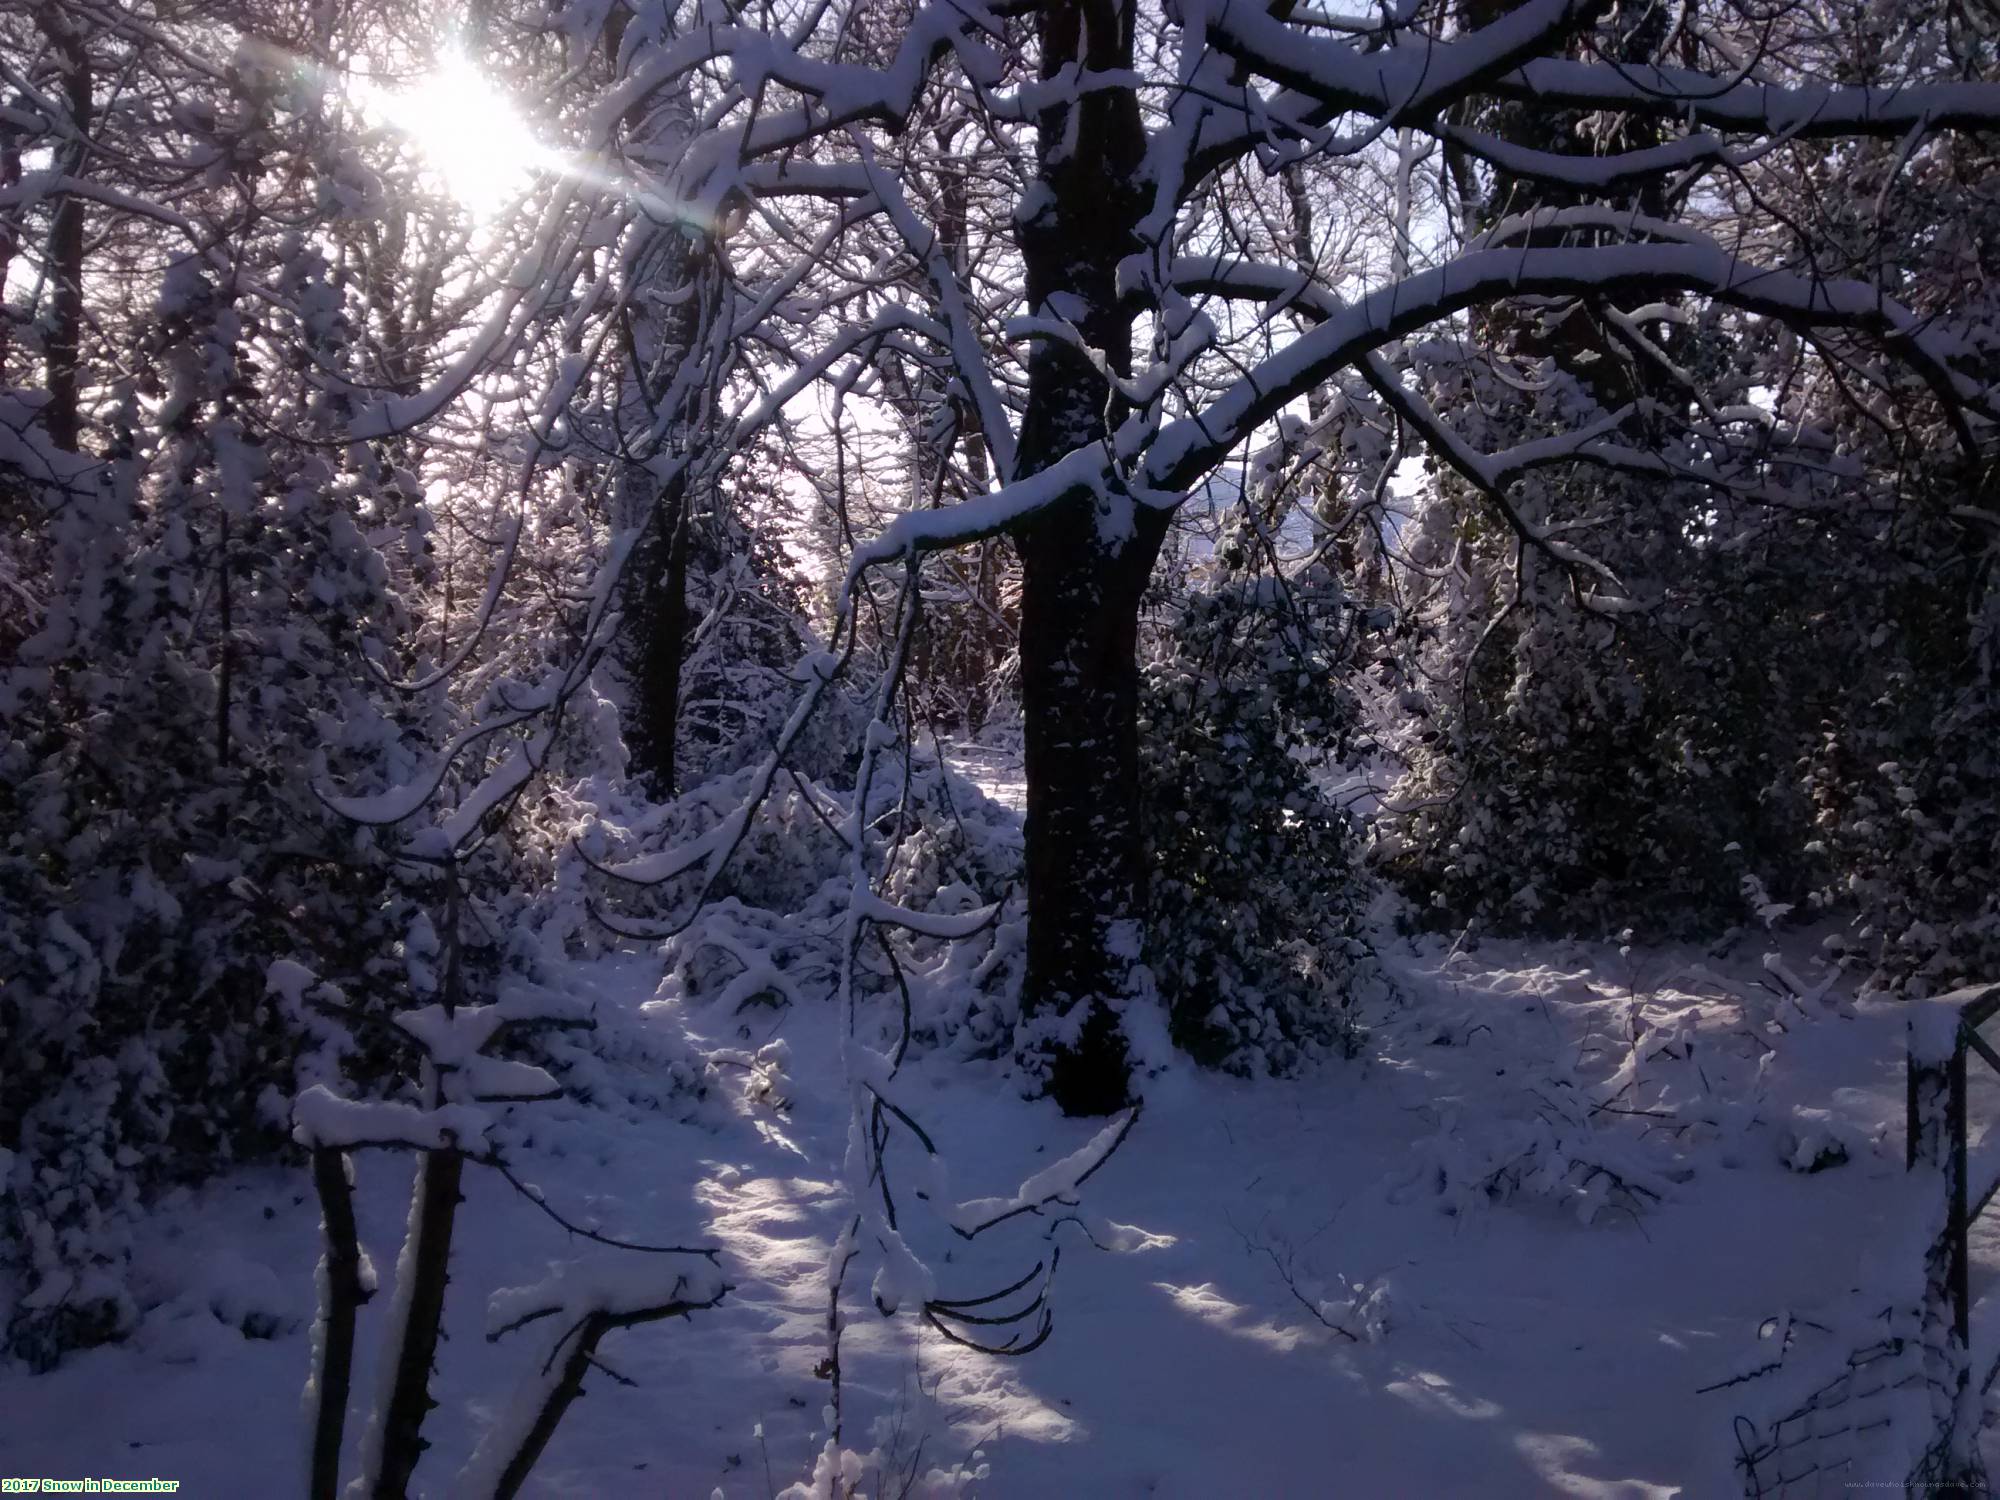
[2,902,1968,1496]
[942,737,1026,817]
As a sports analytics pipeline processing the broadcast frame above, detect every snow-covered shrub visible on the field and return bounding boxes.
[1378,332,1854,941]
[0,228,485,1365]
[1381,84,2000,973]
[1776,1108,1855,1174]
[779,1383,994,1500]
[1389,1113,1677,1227]
[0,270,437,1362]
[783,1435,991,1500]
[1803,563,2000,994]
[1762,109,2000,996]
[1139,514,1383,1074]
[594,747,1025,1058]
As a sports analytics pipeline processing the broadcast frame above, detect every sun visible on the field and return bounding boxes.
[367,53,545,216]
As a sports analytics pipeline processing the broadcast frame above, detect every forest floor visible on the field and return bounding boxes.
[1,760,1982,1497]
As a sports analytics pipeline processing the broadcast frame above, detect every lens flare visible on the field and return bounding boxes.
[368,52,544,216]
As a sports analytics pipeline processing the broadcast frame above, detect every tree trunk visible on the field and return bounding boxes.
[1010,0,1157,1114]
[1016,504,1166,1113]
[631,479,691,795]
[0,125,20,372]
[307,1147,371,1500]
[619,215,710,794]
[371,1145,464,1499]
[40,10,89,452]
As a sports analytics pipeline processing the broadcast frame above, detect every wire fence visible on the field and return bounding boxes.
[1725,984,2000,1496]
[1729,1320,1928,1496]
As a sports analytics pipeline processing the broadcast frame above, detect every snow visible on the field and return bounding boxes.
[942,739,1025,815]
[19,0,2000,1489]
[463,1057,564,1103]
[291,1086,494,1153]
[839,229,1982,577]
[4,911,1979,1495]
[394,1004,507,1067]
[857,890,1004,940]
[945,1110,1136,1235]
[457,1257,728,1498]
[439,739,541,848]
[486,1257,728,1337]
[265,958,320,1011]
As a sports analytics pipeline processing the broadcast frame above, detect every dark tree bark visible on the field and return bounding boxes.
[1011,0,1162,1115]
[0,121,20,371]
[619,218,712,795]
[371,867,465,1498]
[631,477,692,796]
[372,1144,464,1500]
[601,8,715,794]
[308,1147,372,1500]
[217,509,233,766]
[1017,506,1166,1114]
[39,8,89,453]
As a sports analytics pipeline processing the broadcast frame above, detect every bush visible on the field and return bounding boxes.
[1140,517,1383,1074]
